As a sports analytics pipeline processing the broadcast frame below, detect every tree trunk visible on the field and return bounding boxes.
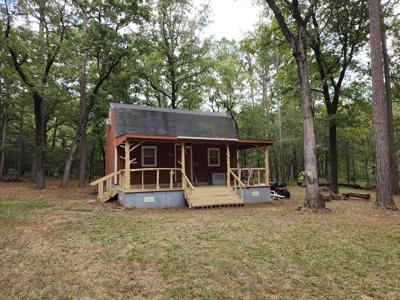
[78,12,89,188]
[294,35,323,209]
[346,153,350,184]
[365,160,369,186]
[328,116,338,192]
[352,158,356,183]
[33,92,46,189]
[16,111,24,179]
[381,16,399,194]
[89,139,96,181]
[293,146,298,182]
[324,149,328,180]
[368,0,397,209]
[79,130,87,186]
[0,112,7,177]
[60,132,80,187]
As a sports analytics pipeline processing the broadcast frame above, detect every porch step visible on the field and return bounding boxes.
[190,186,243,208]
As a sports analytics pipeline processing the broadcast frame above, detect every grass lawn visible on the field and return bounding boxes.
[1,180,399,299]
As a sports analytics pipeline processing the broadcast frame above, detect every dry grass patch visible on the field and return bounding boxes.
[1,180,400,299]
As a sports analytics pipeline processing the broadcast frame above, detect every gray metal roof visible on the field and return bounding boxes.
[111,103,238,140]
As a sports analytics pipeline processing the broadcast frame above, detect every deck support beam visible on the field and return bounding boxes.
[265,146,269,186]
[226,144,231,187]
[181,142,186,188]
[124,140,130,190]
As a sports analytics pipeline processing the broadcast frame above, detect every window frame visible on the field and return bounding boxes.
[141,146,157,167]
[207,147,220,167]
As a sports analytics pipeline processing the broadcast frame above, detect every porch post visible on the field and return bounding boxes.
[226,144,230,187]
[124,140,130,190]
[181,142,186,188]
[264,146,269,186]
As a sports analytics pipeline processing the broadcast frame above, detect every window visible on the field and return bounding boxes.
[142,146,157,167]
[208,148,220,167]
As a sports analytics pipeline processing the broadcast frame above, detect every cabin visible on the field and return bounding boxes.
[90,103,273,208]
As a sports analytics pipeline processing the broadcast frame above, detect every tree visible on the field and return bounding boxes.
[138,0,210,109]
[308,0,369,192]
[3,0,68,189]
[59,0,149,187]
[381,2,399,194]
[264,0,324,209]
[368,0,397,209]
[204,39,247,132]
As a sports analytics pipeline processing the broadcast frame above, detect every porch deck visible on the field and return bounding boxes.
[189,186,243,208]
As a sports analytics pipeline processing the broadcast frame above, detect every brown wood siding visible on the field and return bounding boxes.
[115,141,237,186]
[191,143,237,183]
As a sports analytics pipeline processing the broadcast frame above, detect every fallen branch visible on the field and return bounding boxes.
[342,192,371,200]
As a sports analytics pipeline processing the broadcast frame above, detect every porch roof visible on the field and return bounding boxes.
[115,133,273,148]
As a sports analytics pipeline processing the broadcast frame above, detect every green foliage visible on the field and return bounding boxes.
[0,0,399,186]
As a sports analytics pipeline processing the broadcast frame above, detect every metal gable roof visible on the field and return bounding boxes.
[111,103,239,140]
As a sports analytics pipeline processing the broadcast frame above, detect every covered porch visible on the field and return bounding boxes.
[91,135,272,208]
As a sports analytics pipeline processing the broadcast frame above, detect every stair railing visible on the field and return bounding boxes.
[181,171,194,208]
[230,169,245,199]
[90,170,121,202]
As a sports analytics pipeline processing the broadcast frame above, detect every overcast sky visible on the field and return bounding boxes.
[197,0,263,40]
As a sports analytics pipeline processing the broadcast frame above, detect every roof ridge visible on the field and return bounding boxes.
[110,102,230,117]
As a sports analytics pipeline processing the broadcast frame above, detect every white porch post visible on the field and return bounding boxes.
[226,144,231,187]
[181,142,186,188]
[265,146,269,185]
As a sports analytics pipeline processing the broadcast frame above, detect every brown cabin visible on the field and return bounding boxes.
[91,103,273,209]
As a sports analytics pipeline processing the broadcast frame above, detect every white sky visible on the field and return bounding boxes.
[196,0,263,40]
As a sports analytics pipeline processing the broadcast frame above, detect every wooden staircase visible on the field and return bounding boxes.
[189,186,244,208]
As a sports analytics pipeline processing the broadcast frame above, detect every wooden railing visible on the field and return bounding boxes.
[231,167,266,186]
[230,169,245,199]
[181,171,195,208]
[129,168,181,190]
[89,170,121,202]
[90,167,194,205]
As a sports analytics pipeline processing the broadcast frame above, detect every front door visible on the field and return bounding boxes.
[175,144,193,183]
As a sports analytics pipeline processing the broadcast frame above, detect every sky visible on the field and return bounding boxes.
[196,0,263,40]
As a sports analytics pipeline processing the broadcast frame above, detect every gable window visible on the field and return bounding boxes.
[142,146,157,167]
[208,148,220,167]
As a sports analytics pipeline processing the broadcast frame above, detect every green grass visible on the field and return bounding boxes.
[0,181,400,299]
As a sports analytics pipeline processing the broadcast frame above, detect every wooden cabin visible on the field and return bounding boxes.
[90,103,273,208]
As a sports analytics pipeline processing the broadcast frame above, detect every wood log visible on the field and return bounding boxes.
[319,182,364,189]
[342,192,371,200]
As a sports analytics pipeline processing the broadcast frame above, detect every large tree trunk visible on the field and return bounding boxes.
[294,35,323,209]
[368,0,397,209]
[328,116,338,192]
[78,12,89,188]
[33,92,46,189]
[381,17,399,194]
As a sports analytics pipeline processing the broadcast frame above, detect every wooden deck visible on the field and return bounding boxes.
[189,186,243,208]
